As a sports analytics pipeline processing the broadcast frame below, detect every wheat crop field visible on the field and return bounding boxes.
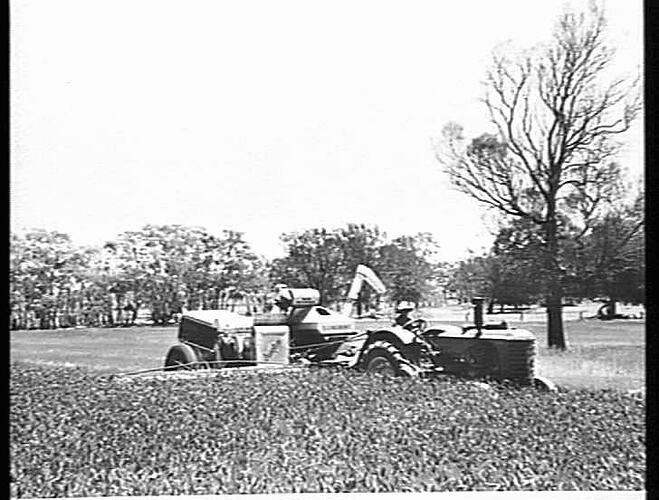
[9,316,645,496]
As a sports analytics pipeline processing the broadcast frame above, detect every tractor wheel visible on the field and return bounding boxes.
[164,344,199,371]
[361,340,407,377]
[461,342,501,380]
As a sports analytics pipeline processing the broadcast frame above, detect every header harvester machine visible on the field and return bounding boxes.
[164,287,548,387]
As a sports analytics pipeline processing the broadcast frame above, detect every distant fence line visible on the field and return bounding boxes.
[457,307,645,324]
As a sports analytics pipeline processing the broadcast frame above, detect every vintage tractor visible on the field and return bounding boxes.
[164,289,539,386]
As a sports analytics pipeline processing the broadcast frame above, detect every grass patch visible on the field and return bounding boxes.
[536,345,644,391]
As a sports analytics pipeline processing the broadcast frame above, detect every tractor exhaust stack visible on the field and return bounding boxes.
[472,297,484,337]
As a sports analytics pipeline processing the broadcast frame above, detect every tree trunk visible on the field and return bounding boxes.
[546,286,566,349]
[106,298,114,327]
[131,302,139,325]
[545,208,567,349]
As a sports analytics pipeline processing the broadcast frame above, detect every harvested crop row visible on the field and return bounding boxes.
[10,362,645,497]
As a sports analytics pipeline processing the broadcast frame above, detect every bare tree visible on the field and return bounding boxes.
[435,3,641,349]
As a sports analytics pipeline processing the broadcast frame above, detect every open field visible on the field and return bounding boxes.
[10,325,176,374]
[10,317,645,390]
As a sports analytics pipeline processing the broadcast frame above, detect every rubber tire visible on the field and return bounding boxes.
[461,342,500,380]
[361,340,407,377]
[533,376,558,392]
[164,344,199,370]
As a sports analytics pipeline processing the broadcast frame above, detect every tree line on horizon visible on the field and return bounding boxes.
[448,191,644,315]
[10,205,643,332]
[9,223,444,331]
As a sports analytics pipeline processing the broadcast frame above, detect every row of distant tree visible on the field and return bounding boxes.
[10,204,643,331]
[447,192,644,315]
[9,223,446,330]
[10,225,265,330]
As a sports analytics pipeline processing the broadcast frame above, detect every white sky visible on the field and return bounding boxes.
[10,0,643,262]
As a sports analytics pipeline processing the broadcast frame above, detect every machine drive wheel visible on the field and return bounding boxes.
[361,340,407,377]
[164,344,200,371]
[460,342,501,380]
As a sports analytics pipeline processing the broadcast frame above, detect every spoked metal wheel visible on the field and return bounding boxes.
[164,344,200,371]
[366,353,398,377]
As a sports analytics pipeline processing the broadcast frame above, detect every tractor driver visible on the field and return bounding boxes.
[274,285,293,313]
[393,301,415,328]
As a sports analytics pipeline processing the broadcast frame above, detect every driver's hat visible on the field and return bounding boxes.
[395,301,415,312]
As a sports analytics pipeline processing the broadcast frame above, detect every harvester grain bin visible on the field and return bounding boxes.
[164,288,358,370]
